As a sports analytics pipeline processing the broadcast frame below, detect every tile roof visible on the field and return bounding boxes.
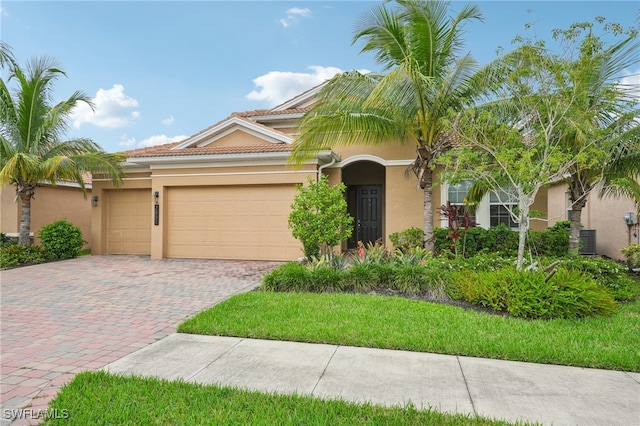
[119,98,310,160]
[235,108,311,117]
[125,143,293,158]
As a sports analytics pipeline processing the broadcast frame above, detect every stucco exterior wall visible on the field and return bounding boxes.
[0,185,19,235]
[547,183,639,259]
[1,184,91,248]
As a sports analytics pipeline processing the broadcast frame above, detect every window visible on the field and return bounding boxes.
[490,189,518,228]
[447,181,475,225]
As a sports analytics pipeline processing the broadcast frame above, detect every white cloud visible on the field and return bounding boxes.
[72,84,140,129]
[162,115,174,126]
[279,7,311,27]
[620,68,640,100]
[246,65,343,106]
[138,134,189,148]
[118,134,136,148]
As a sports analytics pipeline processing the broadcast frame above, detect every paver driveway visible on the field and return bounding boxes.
[0,255,280,423]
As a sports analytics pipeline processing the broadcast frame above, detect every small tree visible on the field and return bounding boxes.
[288,175,353,260]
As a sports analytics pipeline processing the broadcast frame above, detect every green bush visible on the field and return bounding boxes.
[262,262,310,292]
[389,227,424,252]
[0,244,47,268]
[434,223,569,258]
[450,267,618,319]
[342,263,379,292]
[556,256,638,301]
[621,244,640,270]
[38,219,85,260]
[307,265,344,292]
[288,176,353,260]
[1,233,16,248]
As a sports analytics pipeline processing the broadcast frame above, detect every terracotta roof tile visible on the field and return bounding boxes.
[236,108,311,117]
[125,143,293,158]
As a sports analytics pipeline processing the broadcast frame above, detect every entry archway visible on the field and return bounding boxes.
[342,161,385,249]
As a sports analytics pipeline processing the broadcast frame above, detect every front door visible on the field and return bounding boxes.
[350,185,382,248]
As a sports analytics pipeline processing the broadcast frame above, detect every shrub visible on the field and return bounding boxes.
[435,223,569,258]
[621,244,640,270]
[556,256,638,301]
[450,267,618,319]
[342,263,379,292]
[288,175,353,260]
[389,227,424,252]
[38,219,85,260]
[307,264,344,292]
[262,262,310,292]
[0,244,47,268]
[1,233,16,248]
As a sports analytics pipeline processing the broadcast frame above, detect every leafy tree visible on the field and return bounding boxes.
[549,19,640,253]
[444,118,575,269]
[290,0,508,253]
[0,44,125,245]
[288,175,353,260]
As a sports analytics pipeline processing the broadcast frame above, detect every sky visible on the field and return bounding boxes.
[2,1,639,154]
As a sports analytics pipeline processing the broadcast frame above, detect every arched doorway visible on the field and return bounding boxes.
[342,161,386,249]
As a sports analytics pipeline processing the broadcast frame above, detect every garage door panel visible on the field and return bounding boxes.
[166,185,300,261]
[106,189,151,255]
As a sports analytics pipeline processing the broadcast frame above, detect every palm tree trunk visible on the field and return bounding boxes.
[568,207,584,254]
[423,168,434,253]
[568,179,591,255]
[19,193,32,245]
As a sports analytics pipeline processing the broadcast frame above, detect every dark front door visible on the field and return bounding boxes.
[351,185,382,247]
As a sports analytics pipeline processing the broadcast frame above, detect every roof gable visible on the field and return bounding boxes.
[172,115,293,150]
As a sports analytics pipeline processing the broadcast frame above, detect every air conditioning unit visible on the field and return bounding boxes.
[580,229,596,255]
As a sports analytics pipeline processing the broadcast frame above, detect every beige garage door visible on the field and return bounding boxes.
[166,185,300,261]
[106,189,151,255]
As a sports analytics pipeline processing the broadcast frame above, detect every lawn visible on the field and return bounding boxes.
[178,291,640,372]
[45,371,532,425]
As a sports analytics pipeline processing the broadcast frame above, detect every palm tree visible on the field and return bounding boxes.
[0,45,125,245]
[291,0,505,252]
[553,21,640,254]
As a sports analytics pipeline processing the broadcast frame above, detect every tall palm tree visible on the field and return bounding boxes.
[291,0,505,252]
[0,45,125,245]
[553,22,640,253]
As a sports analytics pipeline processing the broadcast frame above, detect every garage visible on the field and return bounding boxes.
[106,189,152,255]
[166,185,301,261]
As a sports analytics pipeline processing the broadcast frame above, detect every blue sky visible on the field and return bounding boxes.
[2,1,639,153]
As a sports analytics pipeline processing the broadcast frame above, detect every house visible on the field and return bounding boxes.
[0,181,92,248]
[547,185,639,259]
[90,85,636,261]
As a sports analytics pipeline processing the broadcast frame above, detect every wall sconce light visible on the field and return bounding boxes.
[92,195,99,207]
[154,191,159,205]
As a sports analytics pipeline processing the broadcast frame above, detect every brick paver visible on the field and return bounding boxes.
[0,255,280,424]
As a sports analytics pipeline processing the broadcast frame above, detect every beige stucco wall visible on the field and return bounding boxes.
[1,184,92,248]
[207,130,274,147]
[0,185,19,235]
[548,183,639,259]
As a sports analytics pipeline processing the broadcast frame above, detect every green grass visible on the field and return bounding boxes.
[178,291,640,372]
[45,371,529,425]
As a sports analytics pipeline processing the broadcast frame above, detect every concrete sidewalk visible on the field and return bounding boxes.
[104,333,640,426]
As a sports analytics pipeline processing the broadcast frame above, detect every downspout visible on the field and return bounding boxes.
[317,152,339,182]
